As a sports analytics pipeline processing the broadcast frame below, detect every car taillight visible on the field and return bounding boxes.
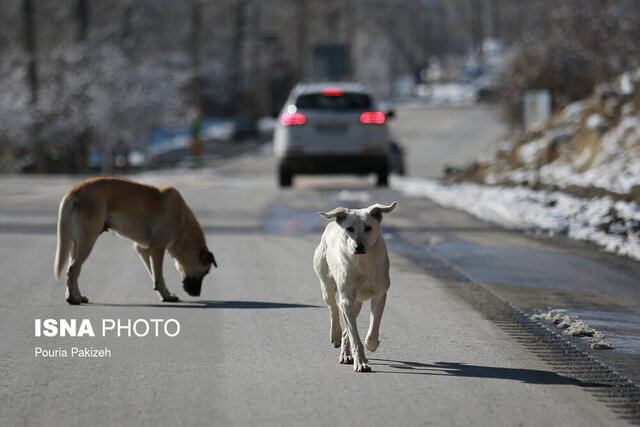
[280,113,306,126]
[360,111,386,124]
[322,87,344,97]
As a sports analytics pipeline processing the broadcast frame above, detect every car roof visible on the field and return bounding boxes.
[291,82,370,96]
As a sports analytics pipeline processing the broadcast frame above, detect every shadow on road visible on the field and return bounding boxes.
[93,300,323,309]
[371,359,593,386]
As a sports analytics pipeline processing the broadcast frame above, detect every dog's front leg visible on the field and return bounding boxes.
[339,297,369,372]
[339,323,352,364]
[365,294,386,352]
[339,300,362,364]
[149,248,180,302]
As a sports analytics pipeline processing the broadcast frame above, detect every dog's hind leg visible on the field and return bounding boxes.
[320,277,342,348]
[365,294,386,352]
[148,247,180,302]
[134,244,153,278]
[314,246,342,347]
[339,300,362,364]
[66,232,98,305]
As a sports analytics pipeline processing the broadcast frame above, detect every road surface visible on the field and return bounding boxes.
[1,106,638,426]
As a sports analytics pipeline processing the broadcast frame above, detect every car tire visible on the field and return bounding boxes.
[279,167,293,187]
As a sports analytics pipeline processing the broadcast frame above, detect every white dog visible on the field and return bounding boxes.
[313,201,397,372]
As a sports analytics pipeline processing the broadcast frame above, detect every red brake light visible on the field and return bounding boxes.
[322,87,344,97]
[280,113,306,126]
[360,111,386,124]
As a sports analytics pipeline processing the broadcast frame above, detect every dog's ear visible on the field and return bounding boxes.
[368,201,398,222]
[318,207,349,223]
[200,249,218,268]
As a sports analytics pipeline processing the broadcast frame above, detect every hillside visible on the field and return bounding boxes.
[454,68,640,203]
[393,69,640,261]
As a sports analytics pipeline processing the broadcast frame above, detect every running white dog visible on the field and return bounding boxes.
[313,201,397,372]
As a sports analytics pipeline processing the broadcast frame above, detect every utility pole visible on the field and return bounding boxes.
[75,0,90,173]
[470,0,484,67]
[296,0,307,81]
[231,0,246,112]
[22,0,44,172]
[490,0,501,40]
[190,1,203,107]
[190,1,204,159]
[76,0,88,41]
[247,3,262,114]
[345,0,355,80]
[22,0,38,105]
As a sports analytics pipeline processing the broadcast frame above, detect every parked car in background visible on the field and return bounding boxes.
[273,83,394,187]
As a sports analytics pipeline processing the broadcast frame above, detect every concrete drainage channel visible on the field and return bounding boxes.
[387,230,640,425]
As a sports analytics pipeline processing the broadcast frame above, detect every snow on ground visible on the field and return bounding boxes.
[432,68,640,263]
[391,176,640,261]
[501,114,640,195]
[480,68,640,196]
[531,309,614,350]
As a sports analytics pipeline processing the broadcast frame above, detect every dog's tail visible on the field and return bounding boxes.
[54,194,74,280]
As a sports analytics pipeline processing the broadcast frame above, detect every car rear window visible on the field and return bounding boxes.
[295,92,372,110]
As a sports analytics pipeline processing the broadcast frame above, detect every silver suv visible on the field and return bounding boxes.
[273,83,392,187]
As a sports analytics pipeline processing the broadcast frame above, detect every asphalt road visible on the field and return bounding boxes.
[1,106,637,426]
[387,104,507,178]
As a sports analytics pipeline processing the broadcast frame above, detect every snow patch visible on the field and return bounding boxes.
[392,176,640,261]
[619,72,635,95]
[557,100,587,125]
[531,309,614,350]
[477,68,640,196]
[518,137,548,164]
[585,113,607,131]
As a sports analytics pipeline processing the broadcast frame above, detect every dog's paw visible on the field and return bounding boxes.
[66,295,83,305]
[80,296,89,304]
[365,337,379,352]
[331,329,342,348]
[354,361,371,372]
[339,354,353,364]
[162,294,180,302]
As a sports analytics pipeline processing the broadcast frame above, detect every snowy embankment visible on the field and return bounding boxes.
[480,69,640,197]
[391,176,640,261]
[413,68,640,262]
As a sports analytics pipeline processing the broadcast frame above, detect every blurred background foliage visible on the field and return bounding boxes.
[1,0,639,173]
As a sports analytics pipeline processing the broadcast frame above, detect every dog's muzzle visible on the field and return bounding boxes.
[354,244,366,255]
[183,276,203,297]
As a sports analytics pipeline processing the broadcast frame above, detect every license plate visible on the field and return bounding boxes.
[316,123,347,133]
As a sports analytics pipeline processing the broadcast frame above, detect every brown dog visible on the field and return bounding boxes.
[54,177,217,305]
